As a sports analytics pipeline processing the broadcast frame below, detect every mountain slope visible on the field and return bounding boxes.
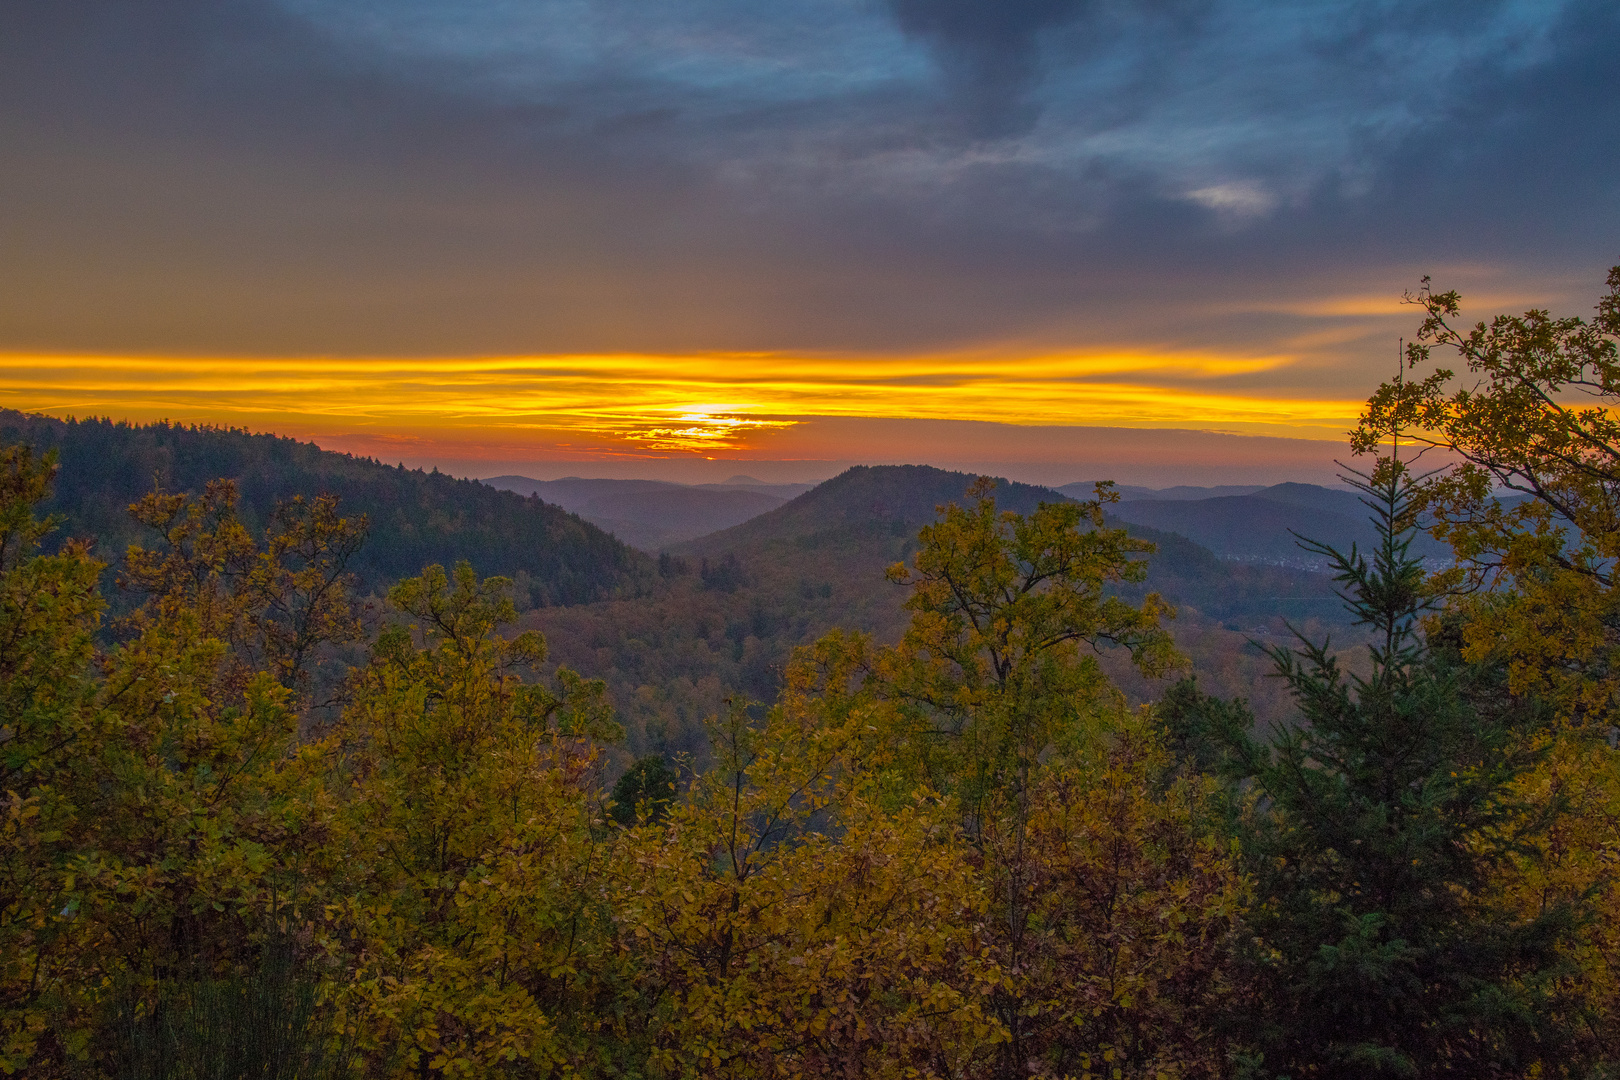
[1104,482,1450,566]
[484,476,679,505]
[691,479,815,499]
[484,475,792,550]
[1249,482,1366,515]
[585,488,787,550]
[1109,495,1370,566]
[1056,482,1267,501]
[676,464,1066,554]
[678,465,1343,624]
[530,466,1352,764]
[0,412,649,605]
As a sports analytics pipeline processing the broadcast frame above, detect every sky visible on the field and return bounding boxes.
[2,0,1616,486]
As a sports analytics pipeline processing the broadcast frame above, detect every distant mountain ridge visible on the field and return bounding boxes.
[674,464,1342,625]
[1058,482,1268,501]
[529,464,1350,763]
[655,473,1445,570]
[0,412,649,605]
[483,475,814,550]
[1087,481,1449,566]
[675,464,1066,554]
[478,471,1434,569]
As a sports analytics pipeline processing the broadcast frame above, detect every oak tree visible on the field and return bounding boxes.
[1356,266,1620,724]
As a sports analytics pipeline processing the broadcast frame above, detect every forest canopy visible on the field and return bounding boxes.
[6,267,1620,1079]
[0,410,648,605]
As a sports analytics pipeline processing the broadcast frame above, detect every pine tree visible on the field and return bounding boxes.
[1165,458,1582,1078]
[609,754,679,825]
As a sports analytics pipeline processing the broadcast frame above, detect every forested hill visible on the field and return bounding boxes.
[677,464,1340,624]
[1077,480,1453,566]
[0,411,650,605]
[681,463,1063,549]
[529,465,1348,762]
[483,475,795,551]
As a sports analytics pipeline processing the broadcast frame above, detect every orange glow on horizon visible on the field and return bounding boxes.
[1,349,1363,458]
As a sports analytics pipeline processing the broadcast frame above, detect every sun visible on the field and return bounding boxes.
[604,408,799,454]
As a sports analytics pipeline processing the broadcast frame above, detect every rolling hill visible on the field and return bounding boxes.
[680,465,1346,625]
[484,476,791,550]
[0,412,650,605]
[483,475,813,550]
[528,465,1358,765]
[676,464,1066,552]
[1057,482,1267,501]
[1060,481,1452,567]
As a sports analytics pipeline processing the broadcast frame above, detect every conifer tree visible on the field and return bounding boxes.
[1166,459,1582,1079]
[609,754,679,825]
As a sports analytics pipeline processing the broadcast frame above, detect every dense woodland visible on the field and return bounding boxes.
[0,411,647,607]
[7,270,1620,1078]
[528,465,1356,765]
[0,411,1353,760]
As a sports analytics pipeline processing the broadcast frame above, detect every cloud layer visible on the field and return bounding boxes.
[1,0,1616,426]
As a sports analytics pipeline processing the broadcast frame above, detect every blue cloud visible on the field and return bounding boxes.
[0,0,1613,359]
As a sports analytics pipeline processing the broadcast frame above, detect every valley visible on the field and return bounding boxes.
[5,411,1377,769]
[484,474,813,550]
[524,465,1370,765]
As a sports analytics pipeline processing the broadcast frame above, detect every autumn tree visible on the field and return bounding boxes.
[1355,264,1620,724]
[1485,723,1620,1067]
[607,637,999,1079]
[320,562,619,1077]
[121,482,368,713]
[0,446,106,1072]
[876,478,1180,824]
[0,456,367,1076]
[63,486,376,1078]
[935,704,1240,1080]
[864,481,1240,1080]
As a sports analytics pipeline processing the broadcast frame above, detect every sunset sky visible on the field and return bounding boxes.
[3,0,1617,485]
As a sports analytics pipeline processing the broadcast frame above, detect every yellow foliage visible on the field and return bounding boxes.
[1490,732,1620,1062]
[608,679,1000,1078]
[986,716,1246,1079]
[3,453,1241,1079]
[317,561,617,1077]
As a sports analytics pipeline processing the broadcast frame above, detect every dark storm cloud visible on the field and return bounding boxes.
[886,0,1094,135]
[885,0,1208,136]
[0,0,1614,361]
[1370,0,1620,244]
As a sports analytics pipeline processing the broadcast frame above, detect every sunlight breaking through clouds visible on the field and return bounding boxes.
[613,411,799,454]
[0,349,1363,459]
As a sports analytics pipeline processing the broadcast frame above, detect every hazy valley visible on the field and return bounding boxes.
[5,412,1375,769]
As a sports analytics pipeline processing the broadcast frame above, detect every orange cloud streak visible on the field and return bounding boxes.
[0,350,1363,457]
